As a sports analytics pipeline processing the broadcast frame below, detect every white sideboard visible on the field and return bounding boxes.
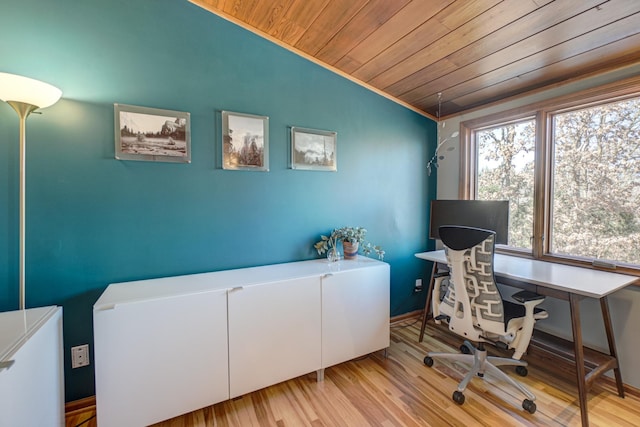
[0,306,64,427]
[94,256,390,427]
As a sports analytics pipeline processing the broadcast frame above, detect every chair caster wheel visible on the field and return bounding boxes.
[460,344,471,354]
[516,366,528,377]
[452,391,465,405]
[423,356,434,367]
[523,399,536,414]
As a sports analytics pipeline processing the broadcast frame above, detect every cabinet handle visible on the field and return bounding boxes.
[229,286,244,292]
[0,360,15,372]
[323,273,334,279]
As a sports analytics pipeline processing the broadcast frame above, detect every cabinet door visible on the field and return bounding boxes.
[228,277,321,398]
[94,290,228,427]
[322,264,390,368]
[0,307,64,427]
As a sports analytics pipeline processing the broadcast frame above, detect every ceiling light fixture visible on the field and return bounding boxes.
[427,92,459,176]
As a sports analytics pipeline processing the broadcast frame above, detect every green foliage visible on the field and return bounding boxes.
[313,226,385,260]
[476,97,640,264]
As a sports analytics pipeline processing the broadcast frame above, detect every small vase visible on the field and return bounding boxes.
[327,247,341,263]
[343,241,359,260]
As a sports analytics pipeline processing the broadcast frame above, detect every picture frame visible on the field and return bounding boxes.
[222,110,269,171]
[291,126,337,171]
[114,103,191,163]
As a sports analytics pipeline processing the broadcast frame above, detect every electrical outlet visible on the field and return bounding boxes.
[71,344,90,368]
[414,278,423,293]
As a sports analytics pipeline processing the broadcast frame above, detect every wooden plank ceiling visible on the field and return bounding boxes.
[190,0,640,118]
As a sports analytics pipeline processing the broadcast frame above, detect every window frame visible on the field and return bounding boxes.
[459,74,640,275]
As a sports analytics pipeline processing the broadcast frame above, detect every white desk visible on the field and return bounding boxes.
[415,250,638,427]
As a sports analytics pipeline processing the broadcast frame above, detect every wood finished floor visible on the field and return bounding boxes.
[66,318,640,426]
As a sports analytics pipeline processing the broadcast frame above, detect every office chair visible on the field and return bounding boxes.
[424,226,548,414]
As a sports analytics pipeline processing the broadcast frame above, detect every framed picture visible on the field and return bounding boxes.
[222,111,269,171]
[114,104,191,163]
[291,127,337,171]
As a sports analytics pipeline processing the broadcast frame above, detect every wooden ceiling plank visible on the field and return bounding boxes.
[411,11,640,109]
[389,0,629,98]
[436,33,640,115]
[350,19,450,83]
[246,1,293,32]
[436,0,514,31]
[335,0,455,74]
[396,2,640,104]
[269,0,330,45]
[199,0,227,9]
[315,0,410,66]
[351,0,501,83]
[293,0,369,56]
[222,0,261,21]
[366,0,544,89]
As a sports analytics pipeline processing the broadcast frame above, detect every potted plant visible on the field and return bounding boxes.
[314,226,385,261]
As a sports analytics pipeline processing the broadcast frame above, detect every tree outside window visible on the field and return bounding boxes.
[462,81,640,271]
[476,120,535,250]
[551,98,640,265]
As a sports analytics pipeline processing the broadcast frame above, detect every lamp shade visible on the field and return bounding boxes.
[0,72,62,109]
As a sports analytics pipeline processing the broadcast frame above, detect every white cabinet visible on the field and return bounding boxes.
[322,264,390,368]
[228,277,321,397]
[94,289,228,427]
[0,306,64,427]
[94,257,389,426]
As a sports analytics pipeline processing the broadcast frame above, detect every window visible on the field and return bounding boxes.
[461,76,640,272]
[551,98,640,265]
[475,119,535,251]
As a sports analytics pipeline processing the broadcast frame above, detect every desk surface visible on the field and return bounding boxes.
[415,250,637,299]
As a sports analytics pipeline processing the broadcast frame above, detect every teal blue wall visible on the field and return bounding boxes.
[0,0,436,401]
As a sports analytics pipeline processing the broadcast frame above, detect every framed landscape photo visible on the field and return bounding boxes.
[291,127,337,171]
[114,104,191,163]
[222,111,269,171]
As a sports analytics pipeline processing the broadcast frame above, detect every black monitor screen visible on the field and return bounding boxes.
[429,200,509,245]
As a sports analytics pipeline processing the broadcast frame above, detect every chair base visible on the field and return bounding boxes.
[424,340,537,414]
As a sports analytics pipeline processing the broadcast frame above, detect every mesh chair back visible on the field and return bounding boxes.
[439,226,505,333]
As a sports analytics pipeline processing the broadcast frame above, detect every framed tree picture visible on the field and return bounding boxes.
[222,111,269,171]
[291,127,337,171]
[114,103,191,163]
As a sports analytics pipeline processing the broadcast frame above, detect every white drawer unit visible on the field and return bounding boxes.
[94,257,389,426]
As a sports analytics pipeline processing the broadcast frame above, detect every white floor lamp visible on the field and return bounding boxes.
[0,72,62,310]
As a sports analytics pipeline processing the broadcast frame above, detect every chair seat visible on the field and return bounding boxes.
[503,300,547,326]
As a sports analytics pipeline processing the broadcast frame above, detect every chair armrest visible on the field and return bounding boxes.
[511,290,548,320]
[512,290,545,303]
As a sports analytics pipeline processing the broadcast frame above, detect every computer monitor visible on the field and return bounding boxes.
[429,199,509,245]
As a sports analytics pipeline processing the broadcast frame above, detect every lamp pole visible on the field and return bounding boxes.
[0,72,61,310]
[8,101,38,310]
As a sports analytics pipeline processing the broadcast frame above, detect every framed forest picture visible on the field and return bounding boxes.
[291,127,337,171]
[222,110,269,171]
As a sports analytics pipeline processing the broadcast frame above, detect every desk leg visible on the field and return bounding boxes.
[569,293,589,427]
[418,263,437,342]
[601,296,625,397]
